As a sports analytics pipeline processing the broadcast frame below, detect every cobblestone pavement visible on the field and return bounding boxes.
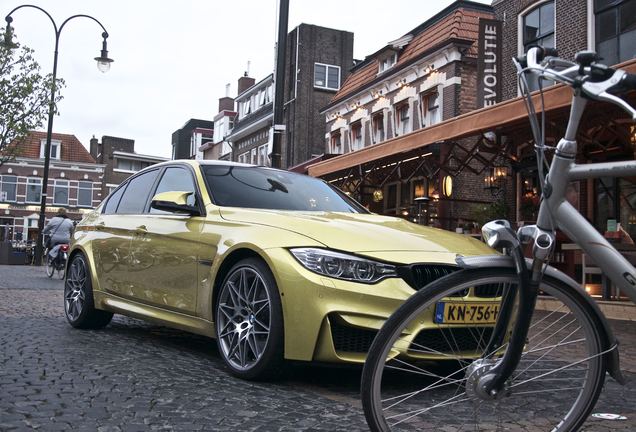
[0,265,635,431]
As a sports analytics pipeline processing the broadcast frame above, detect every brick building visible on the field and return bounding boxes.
[226,24,354,168]
[317,0,496,225]
[200,94,236,160]
[89,135,168,198]
[0,132,104,242]
[171,119,215,160]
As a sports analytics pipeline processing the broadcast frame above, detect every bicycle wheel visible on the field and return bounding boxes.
[361,267,606,432]
[45,253,55,278]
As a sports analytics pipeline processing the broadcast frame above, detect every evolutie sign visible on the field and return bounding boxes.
[477,19,502,108]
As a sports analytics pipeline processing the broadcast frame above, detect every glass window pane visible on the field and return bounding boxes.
[150,167,196,214]
[620,0,636,32]
[524,9,540,43]
[26,179,42,203]
[597,9,618,42]
[78,181,92,207]
[104,186,125,214]
[117,169,159,214]
[540,3,555,36]
[1,176,16,201]
[598,38,619,65]
[619,29,636,61]
[327,67,339,89]
[314,64,326,87]
[54,181,68,205]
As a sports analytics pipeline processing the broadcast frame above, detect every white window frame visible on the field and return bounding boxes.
[329,130,343,154]
[257,144,268,166]
[379,52,398,73]
[77,181,93,207]
[350,121,363,152]
[0,175,17,202]
[372,110,386,144]
[394,100,412,136]
[420,87,442,128]
[314,63,341,90]
[25,177,42,204]
[53,179,69,206]
[238,151,249,164]
[39,139,61,160]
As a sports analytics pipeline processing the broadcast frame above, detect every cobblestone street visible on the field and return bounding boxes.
[0,265,634,431]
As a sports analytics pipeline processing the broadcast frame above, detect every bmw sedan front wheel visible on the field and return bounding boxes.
[215,257,284,380]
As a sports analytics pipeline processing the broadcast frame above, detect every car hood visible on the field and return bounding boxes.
[218,208,493,262]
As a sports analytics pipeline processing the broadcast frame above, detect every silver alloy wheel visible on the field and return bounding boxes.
[64,257,87,321]
[217,266,272,371]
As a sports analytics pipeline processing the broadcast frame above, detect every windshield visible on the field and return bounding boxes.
[201,165,367,213]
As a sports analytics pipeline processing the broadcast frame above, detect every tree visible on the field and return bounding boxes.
[0,29,64,168]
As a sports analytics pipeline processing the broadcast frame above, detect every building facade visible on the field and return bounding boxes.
[319,1,496,224]
[90,135,168,198]
[0,131,104,242]
[171,119,215,160]
[200,95,236,160]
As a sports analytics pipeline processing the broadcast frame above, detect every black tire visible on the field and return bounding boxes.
[215,257,284,380]
[45,252,54,278]
[361,267,606,432]
[64,253,113,329]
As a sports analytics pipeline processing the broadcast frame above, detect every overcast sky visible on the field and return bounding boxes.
[2,0,490,158]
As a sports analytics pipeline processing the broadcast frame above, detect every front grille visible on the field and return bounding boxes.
[330,318,377,353]
[410,327,494,354]
[410,265,458,291]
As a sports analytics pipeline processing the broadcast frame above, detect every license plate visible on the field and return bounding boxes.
[434,302,500,324]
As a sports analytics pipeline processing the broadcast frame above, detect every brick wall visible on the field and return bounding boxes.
[493,0,589,101]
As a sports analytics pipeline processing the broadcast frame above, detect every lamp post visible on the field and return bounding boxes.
[2,5,113,265]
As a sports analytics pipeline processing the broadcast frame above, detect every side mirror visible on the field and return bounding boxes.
[150,191,200,216]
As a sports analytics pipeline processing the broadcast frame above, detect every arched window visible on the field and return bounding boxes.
[522,1,555,52]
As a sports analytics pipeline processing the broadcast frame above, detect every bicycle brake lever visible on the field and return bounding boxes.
[582,70,636,121]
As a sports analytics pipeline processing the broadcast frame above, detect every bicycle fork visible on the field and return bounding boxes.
[476,220,555,398]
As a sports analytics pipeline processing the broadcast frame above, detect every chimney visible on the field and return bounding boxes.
[218,97,235,112]
[238,73,255,95]
[89,136,100,161]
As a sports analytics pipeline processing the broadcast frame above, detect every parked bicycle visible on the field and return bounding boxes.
[361,47,636,431]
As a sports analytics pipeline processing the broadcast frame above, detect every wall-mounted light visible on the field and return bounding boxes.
[442,175,453,197]
[372,189,384,202]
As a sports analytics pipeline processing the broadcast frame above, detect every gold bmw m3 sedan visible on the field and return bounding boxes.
[64,160,495,380]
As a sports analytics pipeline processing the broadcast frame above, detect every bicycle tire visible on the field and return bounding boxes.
[361,267,606,432]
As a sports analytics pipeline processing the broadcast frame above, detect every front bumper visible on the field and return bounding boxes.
[265,248,495,364]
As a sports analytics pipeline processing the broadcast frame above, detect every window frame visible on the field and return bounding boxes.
[329,130,343,154]
[420,88,441,128]
[594,0,636,65]
[0,175,17,202]
[378,52,398,74]
[77,181,93,208]
[394,100,412,136]
[518,0,556,55]
[372,111,385,144]
[349,121,363,152]
[314,63,341,91]
[39,139,62,160]
[53,179,69,206]
[26,177,42,204]
[113,168,161,215]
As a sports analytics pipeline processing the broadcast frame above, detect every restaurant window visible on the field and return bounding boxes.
[595,0,636,66]
[53,180,69,206]
[420,90,441,128]
[78,181,93,207]
[350,121,363,151]
[394,101,411,136]
[26,178,42,203]
[372,111,385,143]
[329,131,342,154]
[596,176,636,239]
[521,1,555,53]
[314,63,340,90]
[0,175,17,202]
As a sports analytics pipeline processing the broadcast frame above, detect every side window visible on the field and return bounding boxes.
[150,167,197,214]
[103,186,126,214]
[116,169,160,214]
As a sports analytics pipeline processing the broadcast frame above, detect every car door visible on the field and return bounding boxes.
[92,169,160,297]
[127,165,204,315]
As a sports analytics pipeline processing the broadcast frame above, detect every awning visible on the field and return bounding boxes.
[308,59,636,179]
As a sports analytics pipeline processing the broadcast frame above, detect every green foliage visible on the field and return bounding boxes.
[470,198,510,227]
[0,29,65,167]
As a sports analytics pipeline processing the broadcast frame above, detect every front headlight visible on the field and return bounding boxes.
[289,248,397,284]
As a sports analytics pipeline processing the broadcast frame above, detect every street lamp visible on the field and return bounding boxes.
[2,5,113,265]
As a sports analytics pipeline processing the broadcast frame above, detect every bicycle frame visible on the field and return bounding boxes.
[536,93,636,304]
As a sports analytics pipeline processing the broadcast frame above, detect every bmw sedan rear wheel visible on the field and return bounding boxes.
[64,253,113,329]
[215,257,284,380]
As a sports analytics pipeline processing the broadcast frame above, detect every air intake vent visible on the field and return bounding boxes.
[330,317,377,353]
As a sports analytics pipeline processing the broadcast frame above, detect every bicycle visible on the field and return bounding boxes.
[361,46,636,431]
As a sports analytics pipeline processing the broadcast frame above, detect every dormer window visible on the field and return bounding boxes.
[40,139,61,160]
[379,52,398,73]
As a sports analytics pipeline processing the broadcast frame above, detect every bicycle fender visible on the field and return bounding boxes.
[456,254,626,385]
